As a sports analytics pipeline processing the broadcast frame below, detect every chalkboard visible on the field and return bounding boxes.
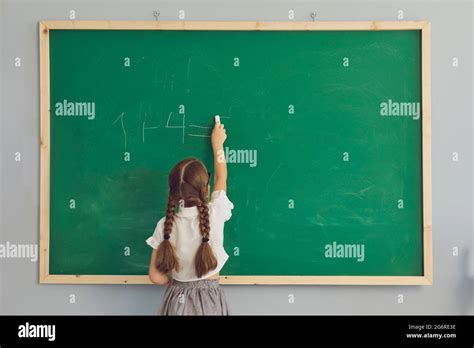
[39,21,432,285]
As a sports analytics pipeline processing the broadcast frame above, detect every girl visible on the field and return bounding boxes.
[146,122,233,315]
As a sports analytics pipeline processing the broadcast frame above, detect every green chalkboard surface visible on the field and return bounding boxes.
[47,27,425,281]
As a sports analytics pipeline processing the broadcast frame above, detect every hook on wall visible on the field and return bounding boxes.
[153,11,160,21]
[310,11,317,21]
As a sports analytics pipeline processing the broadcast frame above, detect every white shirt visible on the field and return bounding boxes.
[146,190,233,281]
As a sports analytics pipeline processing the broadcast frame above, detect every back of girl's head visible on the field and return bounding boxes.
[155,158,218,278]
[168,158,209,207]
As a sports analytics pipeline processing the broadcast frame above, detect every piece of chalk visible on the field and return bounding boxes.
[214,115,221,124]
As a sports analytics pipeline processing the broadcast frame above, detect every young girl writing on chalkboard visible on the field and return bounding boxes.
[146,121,232,315]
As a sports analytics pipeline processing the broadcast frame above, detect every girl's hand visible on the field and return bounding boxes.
[211,123,227,150]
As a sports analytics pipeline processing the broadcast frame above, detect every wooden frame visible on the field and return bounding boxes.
[39,20,432,285]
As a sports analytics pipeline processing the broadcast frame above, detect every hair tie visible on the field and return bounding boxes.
[164,233,170,240]
[202,236,209,243]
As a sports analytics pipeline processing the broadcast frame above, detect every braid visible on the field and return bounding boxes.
[194,199,217,278]
[163,198,175,235]
[197,200,210,237]
[155,197,180,273]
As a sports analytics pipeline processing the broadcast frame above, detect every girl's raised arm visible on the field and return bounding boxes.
[211,123,228,192]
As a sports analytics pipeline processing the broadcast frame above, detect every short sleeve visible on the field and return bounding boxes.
[210,190,234,222]
[146,217,165,249]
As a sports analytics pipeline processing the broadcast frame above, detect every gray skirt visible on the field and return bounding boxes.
[159,278,230,315]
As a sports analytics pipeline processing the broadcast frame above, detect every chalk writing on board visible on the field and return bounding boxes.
[112,112,127,149]
[186,57,192,94]
[189,125,210,129]
[113,107,230,147]
[188,124,211,138]
[142,120,158,143]
[166,111,185,144]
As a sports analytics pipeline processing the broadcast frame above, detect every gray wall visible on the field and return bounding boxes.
[0,0,472,315]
